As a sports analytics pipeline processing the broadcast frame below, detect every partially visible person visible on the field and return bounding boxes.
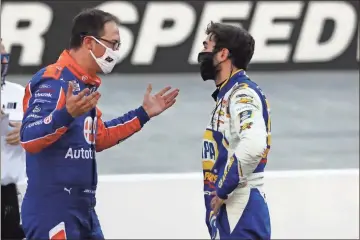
[198,22,271,239]
[20,9,179,240]
[1,38,26,240]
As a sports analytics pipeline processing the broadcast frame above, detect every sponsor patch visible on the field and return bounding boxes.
[83,116,97,145]
[35,92,52,98]
[234,93,253,104]
[6,102,17,109]
[204,171,218,184]
[217,110,225,116]
[88,86,97,94]
[33,99,51,104]
[39,84,51,89]
[36,88,54,93]
[235,94,251,98]
[44,114,52,124]
[240,122,253,132]
[240,110,252,123]
[70,80,81,92]
[234,105,257,114]
[27,120,43,128]
[32,106,41,113]
[65,147,95,159]
[27,114,42,119]
[236,97,253,104]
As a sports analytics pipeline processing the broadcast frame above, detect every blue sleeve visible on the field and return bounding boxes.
[95,106,150,152]
[216,155,241,199]
[20,78,74,153]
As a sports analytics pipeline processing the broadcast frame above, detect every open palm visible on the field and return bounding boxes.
[142,84,179,118]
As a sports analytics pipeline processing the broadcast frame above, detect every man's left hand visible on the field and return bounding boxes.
[142,84,179,118]
[6,121,21,145]
[210,191,225,215]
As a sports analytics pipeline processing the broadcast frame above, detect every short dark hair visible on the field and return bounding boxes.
[70,8,120,49]
[206,22,255,70]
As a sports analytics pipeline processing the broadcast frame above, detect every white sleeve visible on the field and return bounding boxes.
[229,87,267,177]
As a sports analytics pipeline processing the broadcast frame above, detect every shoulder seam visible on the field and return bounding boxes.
[227,85,261,112]
[41,64,64,80]
[228,83,251,100]
[29,76,64,94]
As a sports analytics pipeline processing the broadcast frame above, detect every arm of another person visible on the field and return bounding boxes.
[4,83,25,145]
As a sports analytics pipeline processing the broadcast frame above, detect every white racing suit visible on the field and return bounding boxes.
[202,69,271,239]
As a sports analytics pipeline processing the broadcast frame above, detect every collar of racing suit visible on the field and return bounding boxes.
[211,69,244,101]
[56,50,102,87]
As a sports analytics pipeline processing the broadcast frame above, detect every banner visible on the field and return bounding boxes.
[1,0,359,74]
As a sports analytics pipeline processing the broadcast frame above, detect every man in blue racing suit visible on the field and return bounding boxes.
[198,22,272,239]
[20,9,179,239]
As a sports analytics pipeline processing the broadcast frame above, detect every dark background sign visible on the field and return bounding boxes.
[1,0,359,74]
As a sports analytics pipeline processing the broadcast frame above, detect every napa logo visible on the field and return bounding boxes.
[202,130,218,171]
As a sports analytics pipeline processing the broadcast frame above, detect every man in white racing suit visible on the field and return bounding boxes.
[1,39,26,240]
[198,22,271,239]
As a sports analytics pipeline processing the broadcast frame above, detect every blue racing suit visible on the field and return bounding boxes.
[20,50,150,239]
[202,69,271,239]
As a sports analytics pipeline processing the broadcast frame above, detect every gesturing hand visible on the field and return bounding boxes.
[142,84,179,118]
[66,82,101,117]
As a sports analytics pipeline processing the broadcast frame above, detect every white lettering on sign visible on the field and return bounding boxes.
[1,2,53,66]
[132,2,196,65]
[97,1,139,64]
[189,1,252,64]
[250,1,304,63]
[293,1,357,62]
[1,1,357,67]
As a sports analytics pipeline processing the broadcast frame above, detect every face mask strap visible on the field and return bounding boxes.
[213,48,232,65]
[88,37,121,74]
[213,49,235,84]
[214,48,236,78]
[89,37,113,62]
[91,37,110,51]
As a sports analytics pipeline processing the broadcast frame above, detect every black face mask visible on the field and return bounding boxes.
[197,51,218,81]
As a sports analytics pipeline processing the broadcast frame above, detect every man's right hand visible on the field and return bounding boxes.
[66,82,101,117]
[1,38,6,54]
[6,122,21,145]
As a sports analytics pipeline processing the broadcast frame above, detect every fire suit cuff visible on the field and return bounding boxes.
[216,189,228,200]
[135,106,150,127]
[52,107,75,128]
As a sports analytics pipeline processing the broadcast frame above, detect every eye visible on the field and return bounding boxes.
[114,41,121,50]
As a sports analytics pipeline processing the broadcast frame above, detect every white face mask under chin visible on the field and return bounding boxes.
[90,38,121,74]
